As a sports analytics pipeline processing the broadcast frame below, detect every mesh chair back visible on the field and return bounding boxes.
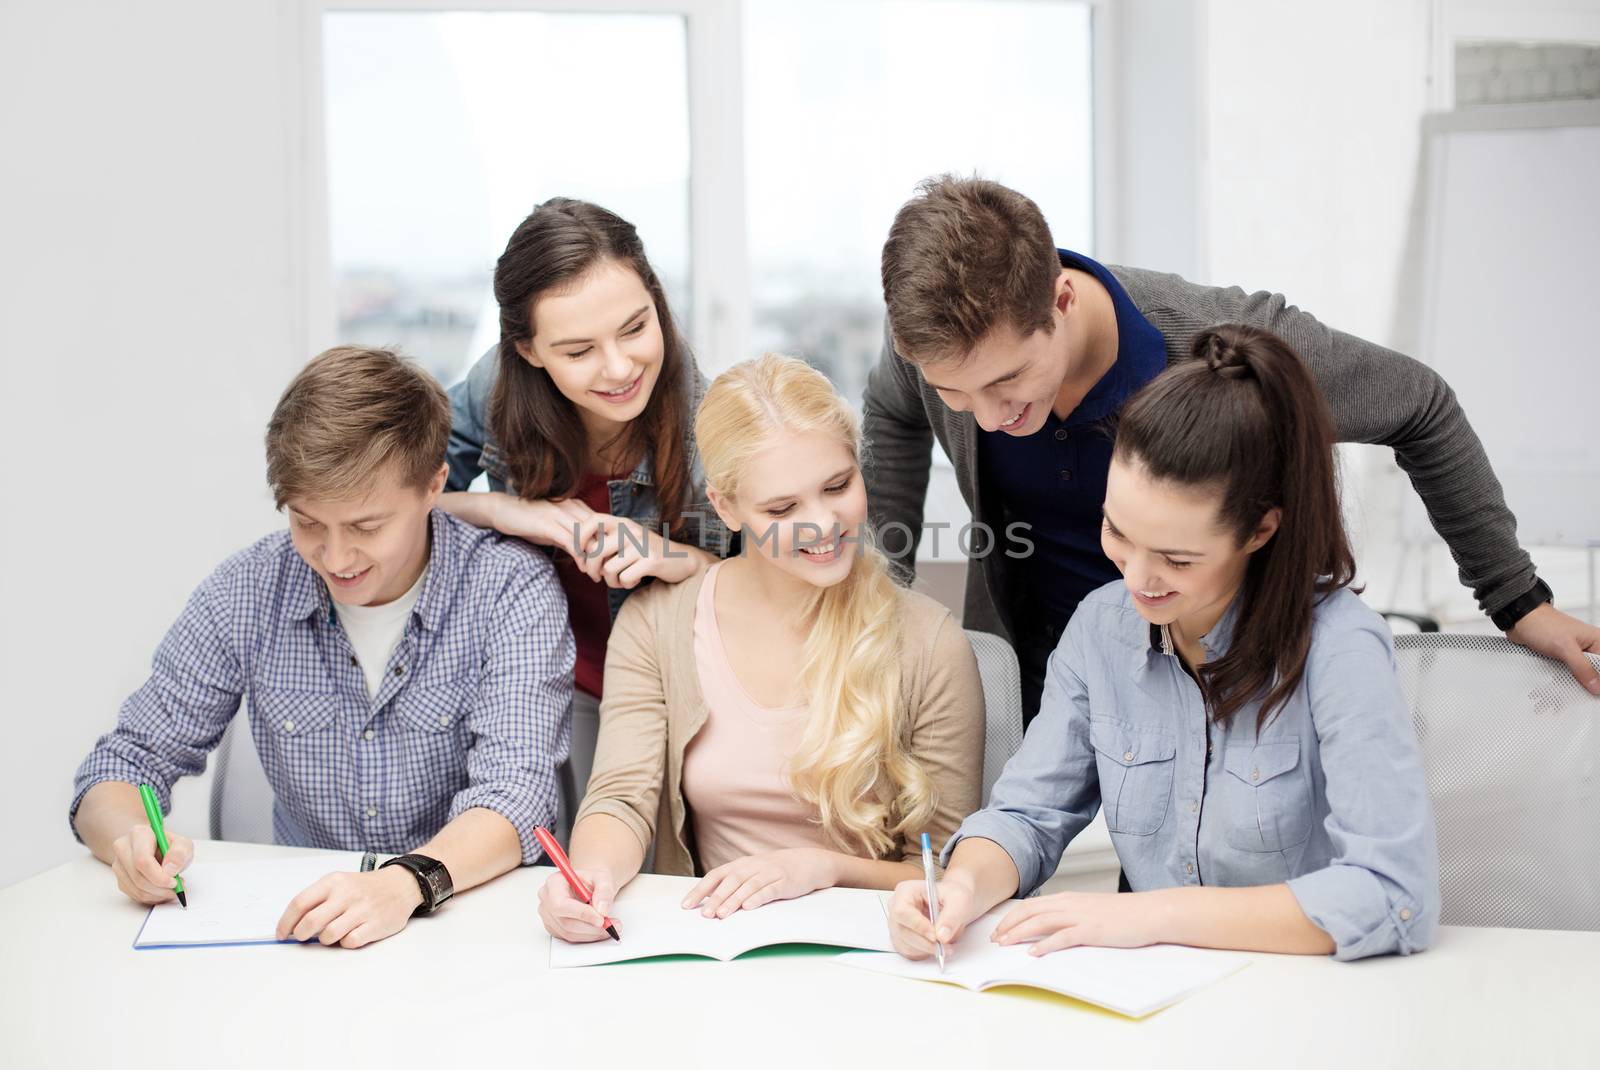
[208,713,277,844]
[1393,633,1600,930]
[966,629,1025,805]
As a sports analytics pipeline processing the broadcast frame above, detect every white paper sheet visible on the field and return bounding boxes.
[134,853,364,949]
[548,878,896,967]
[835,904,1249,1018]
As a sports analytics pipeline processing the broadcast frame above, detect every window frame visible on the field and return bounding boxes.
[292,0,1115,378]
[1429,0,1600,110]
[293,0,750,376]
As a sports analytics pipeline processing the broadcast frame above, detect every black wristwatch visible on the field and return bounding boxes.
[380,853,453,916]
[1490,578,1554,632]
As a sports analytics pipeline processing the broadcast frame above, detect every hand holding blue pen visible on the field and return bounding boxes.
[919,832,945,972]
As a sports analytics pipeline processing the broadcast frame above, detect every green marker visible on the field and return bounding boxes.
[137,784,187,908]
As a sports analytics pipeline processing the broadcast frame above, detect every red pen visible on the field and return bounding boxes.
[533,825,620,941]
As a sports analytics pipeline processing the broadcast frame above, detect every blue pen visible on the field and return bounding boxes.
[919,832,945,972]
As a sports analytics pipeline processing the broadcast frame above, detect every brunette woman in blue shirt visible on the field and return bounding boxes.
[889,324,1439,962]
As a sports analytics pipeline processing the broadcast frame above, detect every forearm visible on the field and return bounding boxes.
[662,541,716,580]
[75,782,156,864]
[438,490,512,534]
[827,853,922,892]
[945,837,1023,914]
[1145,884,1335,956]
[1234,288,1534,613]
[411,807,524,894]
[567,813,649,888]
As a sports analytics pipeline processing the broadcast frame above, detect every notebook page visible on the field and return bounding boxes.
[549,879,894,967]
[134,854,363,948]
[836,903,1248,1017]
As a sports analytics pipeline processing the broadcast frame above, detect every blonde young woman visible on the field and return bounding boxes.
[538,354,986,941]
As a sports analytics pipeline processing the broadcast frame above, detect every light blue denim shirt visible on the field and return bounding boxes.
[948,581,1440,961]
[446,345,735,619]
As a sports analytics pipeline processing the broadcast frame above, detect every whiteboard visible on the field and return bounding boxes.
[1410,101,1600,548]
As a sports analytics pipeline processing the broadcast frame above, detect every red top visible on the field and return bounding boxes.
[553,472,622,699]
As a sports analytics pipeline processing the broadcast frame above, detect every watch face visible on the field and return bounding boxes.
[387,855,451,909]
[407,856,450,903]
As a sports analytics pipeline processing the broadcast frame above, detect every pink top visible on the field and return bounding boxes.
[681,562,832,872]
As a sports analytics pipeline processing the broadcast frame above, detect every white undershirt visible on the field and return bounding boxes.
[333,567,428,699]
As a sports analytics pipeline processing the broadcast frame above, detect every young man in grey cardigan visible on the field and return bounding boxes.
[863,175,1600,723]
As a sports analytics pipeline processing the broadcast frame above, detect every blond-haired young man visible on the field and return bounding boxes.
[865,176,1599,723]
[71,347,574,947]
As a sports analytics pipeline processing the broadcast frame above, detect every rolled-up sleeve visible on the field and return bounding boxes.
[70,570,245,836]
[447,555,574,865]
[943,617,1101,896]
[445,346,499,492]
[1287,627,1440,960]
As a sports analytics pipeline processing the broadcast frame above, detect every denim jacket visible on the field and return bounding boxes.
[948,581,1441,961]
[446,346,735,619]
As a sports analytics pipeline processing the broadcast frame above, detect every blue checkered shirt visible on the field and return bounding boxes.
[71,509,574,864]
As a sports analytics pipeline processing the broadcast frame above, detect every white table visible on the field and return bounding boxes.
[3,840,1596,1069]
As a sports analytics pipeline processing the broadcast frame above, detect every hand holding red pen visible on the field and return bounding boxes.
[534,826,622,944]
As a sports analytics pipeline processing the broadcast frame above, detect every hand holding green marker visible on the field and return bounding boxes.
[137,783,188,908]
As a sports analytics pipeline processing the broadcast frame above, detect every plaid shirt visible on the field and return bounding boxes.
[71,510,574,864]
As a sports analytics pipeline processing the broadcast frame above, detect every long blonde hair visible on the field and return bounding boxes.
[694,354,935,857]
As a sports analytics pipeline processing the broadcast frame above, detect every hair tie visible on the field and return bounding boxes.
[1201,336,1253,380]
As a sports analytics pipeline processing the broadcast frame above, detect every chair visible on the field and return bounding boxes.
[966,629,1025,805]
[1393,633,1600,930]
[209,713,277,844]
[552,693,600,849]
[210,701,594,856]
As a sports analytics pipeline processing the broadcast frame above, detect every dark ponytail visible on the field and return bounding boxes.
[1114,324,1356,731]
[488,197,692,535]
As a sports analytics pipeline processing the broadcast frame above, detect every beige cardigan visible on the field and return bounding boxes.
[574,568,986,877]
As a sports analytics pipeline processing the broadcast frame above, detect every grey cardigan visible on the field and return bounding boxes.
[861,263,1536,642]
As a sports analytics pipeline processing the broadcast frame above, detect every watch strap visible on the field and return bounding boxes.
[1490,578,1553,632]
[379,853,453,916]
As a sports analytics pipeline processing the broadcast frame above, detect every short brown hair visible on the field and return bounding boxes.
[880,175,1060,363]
[265,346,450,508]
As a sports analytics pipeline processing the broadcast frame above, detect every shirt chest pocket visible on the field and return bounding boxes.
[1220,740,1313,853]
[250,689,343,807]
[254,688,341,742]
[387,681,472,771]
[1090,720,1177,836]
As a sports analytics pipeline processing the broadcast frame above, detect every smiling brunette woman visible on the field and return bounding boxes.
[442,199,733,792]
[888,324,1440,964]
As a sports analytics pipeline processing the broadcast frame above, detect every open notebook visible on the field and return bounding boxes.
[836,903,1250,1018]
[134,853,364,949]
[548,876,895,967]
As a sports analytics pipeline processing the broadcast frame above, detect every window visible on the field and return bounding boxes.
[741,0,1095,403]
[322,11,692,385]
[314,1,1098,554]
[1454,42,1600,107]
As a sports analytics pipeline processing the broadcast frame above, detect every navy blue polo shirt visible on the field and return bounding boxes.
[979,249,1168,635]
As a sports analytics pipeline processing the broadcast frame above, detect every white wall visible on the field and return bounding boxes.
[1197,0,1600,624]
[1196,0,1434,611]
[1110,0,1206,277]
[0,1,301,887]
